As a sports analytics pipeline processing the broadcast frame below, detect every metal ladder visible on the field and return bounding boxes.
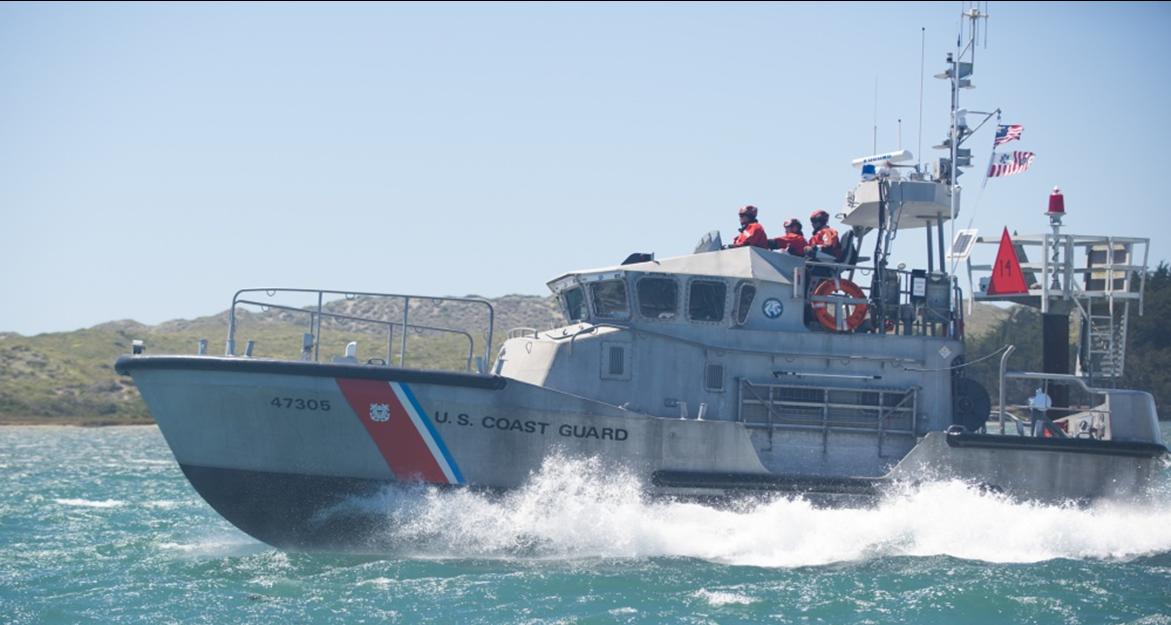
[1078,295,1129,380]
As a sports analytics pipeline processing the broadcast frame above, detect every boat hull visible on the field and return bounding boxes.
[118,356,768,548]
[178,464,396,550]
[889,431,1168,502]
[117,356,1167,550]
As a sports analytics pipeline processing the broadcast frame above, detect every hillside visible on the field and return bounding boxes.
[962,301,1012,338]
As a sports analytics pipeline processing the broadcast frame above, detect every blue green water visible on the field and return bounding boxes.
[2,426,1170,625]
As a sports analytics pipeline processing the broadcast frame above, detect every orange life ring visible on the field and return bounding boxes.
[811,278,869,332]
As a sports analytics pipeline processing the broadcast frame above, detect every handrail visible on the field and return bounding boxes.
[1003,370,1116,396]
[739,377,918,454]
[226,288,494,373]
[999,367,1117,438]
[804,261,960,338]
[233,299,476,370]
[740,379,780,450]
[997,344,1016,434]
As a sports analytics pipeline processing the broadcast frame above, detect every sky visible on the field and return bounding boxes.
[2,2,1170,335]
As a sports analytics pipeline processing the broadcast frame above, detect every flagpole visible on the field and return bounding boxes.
[982,112,1001,191]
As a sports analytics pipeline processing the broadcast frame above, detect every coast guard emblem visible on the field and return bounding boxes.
[369,403,391,422]
[762,298,784,319]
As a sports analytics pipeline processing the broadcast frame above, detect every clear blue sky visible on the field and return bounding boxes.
[2,2,1169,335]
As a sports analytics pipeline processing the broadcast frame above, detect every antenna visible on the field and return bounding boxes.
[898,118,903,150]
[872,77,878,153]
[984,1,990,48]
[918,27,925,170]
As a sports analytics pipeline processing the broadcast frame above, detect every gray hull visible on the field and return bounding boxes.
[117,356,1167,549]
[120,356,764,548]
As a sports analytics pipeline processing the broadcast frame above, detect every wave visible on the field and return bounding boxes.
[157,535,270,558]
[53,498,125,508]
[693,589,757,606]
[328,454,1171,568]
[144,500,184,510]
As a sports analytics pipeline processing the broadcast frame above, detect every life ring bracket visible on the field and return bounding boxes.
[810,278,869,332]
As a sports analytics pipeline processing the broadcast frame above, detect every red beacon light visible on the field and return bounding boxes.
[1047,186,1065,216]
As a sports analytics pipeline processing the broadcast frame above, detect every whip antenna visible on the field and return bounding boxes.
[873,77,878,153]
[918,27,925,171]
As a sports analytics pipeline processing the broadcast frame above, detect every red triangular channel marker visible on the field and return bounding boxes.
[987,227,1029,295]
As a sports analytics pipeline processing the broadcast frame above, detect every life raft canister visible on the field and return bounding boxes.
[811,278,869,332]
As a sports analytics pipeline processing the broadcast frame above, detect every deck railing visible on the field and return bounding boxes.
[226,288,494,373]
[802,262,963,338]
[738,377,918,456]
[996,369,1114,439]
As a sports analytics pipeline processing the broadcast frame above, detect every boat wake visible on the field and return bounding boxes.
[325,454,1171,567]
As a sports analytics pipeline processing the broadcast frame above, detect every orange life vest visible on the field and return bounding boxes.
[732,221,769,248]
[809,226,841,259]
[772,232,807,256]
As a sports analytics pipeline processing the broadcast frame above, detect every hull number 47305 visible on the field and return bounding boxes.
[270,397,331,411]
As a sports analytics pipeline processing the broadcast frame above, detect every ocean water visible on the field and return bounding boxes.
[1,426,1170,625]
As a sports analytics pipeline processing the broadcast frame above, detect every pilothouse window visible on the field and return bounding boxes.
[689,280,727,322]
[735,284,756,325]
[637,277,678,320]
[590,280,629,319]
[563,287,585,321]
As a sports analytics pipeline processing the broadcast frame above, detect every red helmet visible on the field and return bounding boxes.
[738,205,758,220]
[810,209,830,222]
[784,218,803,232]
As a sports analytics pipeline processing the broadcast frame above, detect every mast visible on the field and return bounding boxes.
[935,4,989,277]
[951,6,986,263]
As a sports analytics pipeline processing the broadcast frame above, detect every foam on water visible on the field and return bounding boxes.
[156,535,267,557]
[144,499,183,510]
[54,497,125,508]
[693,589,757,606]
[335,454,1171,567]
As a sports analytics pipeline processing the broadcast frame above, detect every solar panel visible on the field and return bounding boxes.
[946,228,979,261]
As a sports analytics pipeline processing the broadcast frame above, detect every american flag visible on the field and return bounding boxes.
[988,150,1035,177]
[993,124,1024,146]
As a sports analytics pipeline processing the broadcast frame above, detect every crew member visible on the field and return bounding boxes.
[769,219,807,256]
[730,205,769,249]
[1029,387,1064,438]
[806,209,842,261]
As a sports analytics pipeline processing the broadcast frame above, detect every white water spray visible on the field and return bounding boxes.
[333,455,1171,568]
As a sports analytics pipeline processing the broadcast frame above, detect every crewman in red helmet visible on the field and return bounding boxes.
[769,218,807,256]
[729,205,769,249]
[806,209,841,260]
